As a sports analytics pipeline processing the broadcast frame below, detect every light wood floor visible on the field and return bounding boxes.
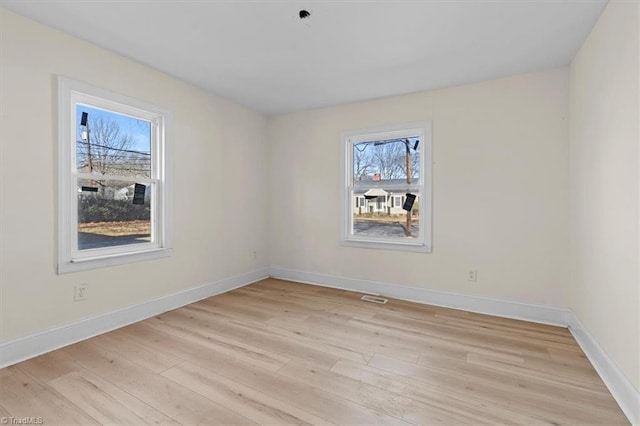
[0,278,628,425]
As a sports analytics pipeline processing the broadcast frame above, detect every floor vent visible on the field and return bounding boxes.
[360,295,388,304]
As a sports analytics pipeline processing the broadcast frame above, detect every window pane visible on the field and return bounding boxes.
[351,189,420,240]
[77,179,152,250]
[352,136,420,184]
[76,105,152,178]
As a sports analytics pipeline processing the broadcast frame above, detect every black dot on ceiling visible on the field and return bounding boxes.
[299,10,311,19]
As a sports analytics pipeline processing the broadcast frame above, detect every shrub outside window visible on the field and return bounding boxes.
[341,122,432,252]
[57,77,172,273]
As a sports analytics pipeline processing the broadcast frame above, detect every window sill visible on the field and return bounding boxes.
[58,247,173,274]
[341,239,432,253]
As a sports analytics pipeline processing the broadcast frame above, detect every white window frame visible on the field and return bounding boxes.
[340,121,432,252]
[57,77,172,273]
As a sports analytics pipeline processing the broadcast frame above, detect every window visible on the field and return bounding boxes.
[341,122,432,252]
[57,77,172,273]
[355,196,367,209]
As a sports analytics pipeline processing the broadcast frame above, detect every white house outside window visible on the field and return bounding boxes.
[57,77,172,273]
[341,122,432,252]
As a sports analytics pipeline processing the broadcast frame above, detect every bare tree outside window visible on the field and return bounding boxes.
[352,137,420,182]
[352,137,421,239]
[76,115,151,178]
[354,147,373,182]
[373,142,404,180]
[76,106,153,250]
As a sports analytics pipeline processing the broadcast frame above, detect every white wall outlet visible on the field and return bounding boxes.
[74,284,87,302]
[468,269,478,282]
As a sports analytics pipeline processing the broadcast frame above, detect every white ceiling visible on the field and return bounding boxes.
[2,0,606,115]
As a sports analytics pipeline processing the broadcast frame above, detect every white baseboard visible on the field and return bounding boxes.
[0,268,269,369]
[568,314,640,425]
[269,266,639,425]
[269,266,571,326]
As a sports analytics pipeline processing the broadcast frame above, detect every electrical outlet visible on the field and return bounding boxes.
[252,251,257,260]
[74,284,87,302]
[467,269,478,282]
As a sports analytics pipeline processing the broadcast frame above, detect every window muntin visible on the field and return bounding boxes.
[342,123,432,252]
[58,77,171,273]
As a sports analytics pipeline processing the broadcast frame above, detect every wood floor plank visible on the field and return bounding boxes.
[161,305,341,369]
[89,330,183,374]
[330,359,408,394]
[0,365,99,425]
[236,285,376,320]
[49,370,178,425]
[195,353,413,425]
[267,314,419,363]
[162,361,336,425]
[350,314,553,360]
[329,358,552,425]
[247,282,379,320]
[145,314,290,371]
[369,353,628,424]
[102,359,254,425]
[115,323,263,373]
[241,316,374,364]
[278,359,470,425]
[16,348,80,383]
[148,333,410,424]
[465,351,607,391]
[0,278,629,425]
[62,340,145,378]
[371,310,558,350]
[215,290,314,321]
[292,313,423,363]
[60,337,253,424]
[0,402,12,419]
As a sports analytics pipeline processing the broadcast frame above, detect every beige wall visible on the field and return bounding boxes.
[569,0,640,390]
[268,68,570,307]
[0,9,269,341]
